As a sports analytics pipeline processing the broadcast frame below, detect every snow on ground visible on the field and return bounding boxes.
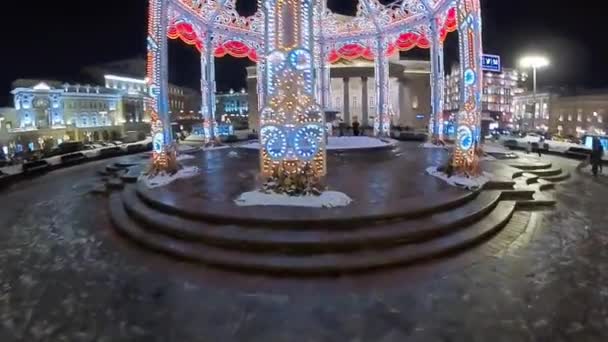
[421,142,452,149]
[176,144,200,154]
[235,190,353,208]
[176,154,196,161]
[140,166,199,189]
[426,166,491,190]
[498,136,586,153]
[578,164,607,177]
[483,143,510,154]
[240,136,395,151]
[0,165,22,176]
[228,151,239,158]
[203,145,231,151]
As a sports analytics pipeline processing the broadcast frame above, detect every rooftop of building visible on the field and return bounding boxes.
[11,80,123,96]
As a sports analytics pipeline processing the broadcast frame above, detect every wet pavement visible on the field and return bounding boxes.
[1,145,608,341]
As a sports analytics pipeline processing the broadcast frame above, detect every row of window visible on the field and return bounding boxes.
[558,113,604,124]
[107,83,146,93]
[171,100,184,110]
[65,101,112,110]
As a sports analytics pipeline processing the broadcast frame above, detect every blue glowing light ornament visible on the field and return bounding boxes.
[294,125,323,160]
[288,49,312,70]
[464,69,476,86]
[153,132,164,152]
[457,126,474,151]
[261,126,288,160]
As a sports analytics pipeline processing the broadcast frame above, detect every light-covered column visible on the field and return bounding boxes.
[146,0,173,171]
[455,0,484,171]
[361,77,369,128]
[200,33,217,141]
[318,47,331,112]
[256,60,266,111]
[429,17,445,139]
[374,36,391,136]
[343,77,350,124]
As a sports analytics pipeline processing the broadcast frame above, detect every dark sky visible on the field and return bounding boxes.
[0,0,605,106]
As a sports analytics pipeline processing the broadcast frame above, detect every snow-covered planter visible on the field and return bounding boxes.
[140,166,199,188]
[426,166,491,190]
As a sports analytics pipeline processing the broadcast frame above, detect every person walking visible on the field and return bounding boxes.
[352,118,361,137]
[591,137,604,177]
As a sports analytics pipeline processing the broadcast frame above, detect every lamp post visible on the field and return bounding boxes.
[520,56,549,132]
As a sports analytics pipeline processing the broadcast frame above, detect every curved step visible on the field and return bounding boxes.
[136,184,479,228]
[540,172,570,182]
[121,187,502,253]
[510,162,552,171]
[526,168,563,177]
[521,173,540,184]
[110,193,516,274]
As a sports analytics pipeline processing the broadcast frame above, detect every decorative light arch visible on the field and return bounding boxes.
[147,0,484,175]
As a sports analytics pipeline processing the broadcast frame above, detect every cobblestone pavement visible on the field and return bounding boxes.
[1,149,607,342]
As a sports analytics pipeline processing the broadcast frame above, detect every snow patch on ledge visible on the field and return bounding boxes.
[426,166,491,190]
[235,190,352,208]
[140,166,199,189]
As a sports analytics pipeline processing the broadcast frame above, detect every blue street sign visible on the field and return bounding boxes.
[482,54,501,73]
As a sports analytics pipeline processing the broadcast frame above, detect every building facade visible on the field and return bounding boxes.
[445,66,527,130]
[247,56,432,131]
[6,80,125,150]
[512,92,554,132]
[88,58,202,124]
[513,91,608,137]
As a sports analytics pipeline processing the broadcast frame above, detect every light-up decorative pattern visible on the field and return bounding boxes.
[151,0,482,175]
[454,0,483,170]
[258,0,326,177]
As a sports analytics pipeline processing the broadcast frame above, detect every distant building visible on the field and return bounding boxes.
[5,80,125,149]
[445,65,527,131]
[247,56,432,131]
[85,58,202,124]
[216,88,249,129]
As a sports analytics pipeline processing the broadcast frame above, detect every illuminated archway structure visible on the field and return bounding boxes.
[147,0,483,175]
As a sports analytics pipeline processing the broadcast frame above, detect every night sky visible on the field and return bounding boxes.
[0,0,605,106]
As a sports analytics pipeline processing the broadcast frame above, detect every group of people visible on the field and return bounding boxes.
[329,118,363,137]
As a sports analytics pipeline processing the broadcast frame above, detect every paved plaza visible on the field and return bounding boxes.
[0,143,606,341]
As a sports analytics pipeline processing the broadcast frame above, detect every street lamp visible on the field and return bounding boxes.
[520,55,550,132]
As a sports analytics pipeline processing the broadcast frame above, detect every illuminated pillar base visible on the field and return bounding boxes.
[147,144,182,176]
